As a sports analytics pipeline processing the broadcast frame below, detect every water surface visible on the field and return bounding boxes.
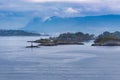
[0,37,120,80]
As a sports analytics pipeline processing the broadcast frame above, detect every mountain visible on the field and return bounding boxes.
[0,30,40,36]
[21,15,120,34]
[0,11,35,29]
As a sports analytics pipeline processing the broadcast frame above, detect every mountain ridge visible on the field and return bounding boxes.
[21,15,120,34]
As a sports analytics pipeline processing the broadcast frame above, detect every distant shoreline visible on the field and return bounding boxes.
[0,30,41,36]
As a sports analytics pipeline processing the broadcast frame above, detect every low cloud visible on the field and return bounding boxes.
[65,7,78,14]
[0,0,120,17]
[27,0,100,3]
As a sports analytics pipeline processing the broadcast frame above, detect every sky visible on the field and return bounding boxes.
[0,0,120,17]
[0,0,120,29]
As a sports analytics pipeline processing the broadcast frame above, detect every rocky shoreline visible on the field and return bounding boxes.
[92,42,120,46]
[35,39,84,46]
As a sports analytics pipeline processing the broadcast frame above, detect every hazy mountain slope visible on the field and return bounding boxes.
[22,15,120,34]
[0,11,34,29]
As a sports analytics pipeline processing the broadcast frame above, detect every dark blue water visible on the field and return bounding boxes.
[0,37,120,80]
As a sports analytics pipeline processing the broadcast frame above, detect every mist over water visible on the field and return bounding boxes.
[0,37,120,80]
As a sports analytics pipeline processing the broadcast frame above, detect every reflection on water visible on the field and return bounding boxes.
[0,37,120,80]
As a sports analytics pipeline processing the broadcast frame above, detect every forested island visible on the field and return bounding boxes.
[31,32,94,46]
[92,31,120,46]
[0,30,41,36]
[31,31,120,47]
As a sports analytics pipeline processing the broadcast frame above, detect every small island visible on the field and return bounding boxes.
[31,32,94,46]
[92,31,120,46]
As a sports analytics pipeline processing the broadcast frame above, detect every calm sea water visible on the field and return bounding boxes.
[0,36,120,80]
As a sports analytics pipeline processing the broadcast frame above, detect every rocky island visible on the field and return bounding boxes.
[92,31,120,46]
[32,32,94,46]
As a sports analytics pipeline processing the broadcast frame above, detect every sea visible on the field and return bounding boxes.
[0,36,120,80]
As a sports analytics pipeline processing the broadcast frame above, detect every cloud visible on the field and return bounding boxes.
[27,0,100,3]
[42,16,51,22]
[65,7,78,14]
[0,0,120,17]
[0,0,120,29]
